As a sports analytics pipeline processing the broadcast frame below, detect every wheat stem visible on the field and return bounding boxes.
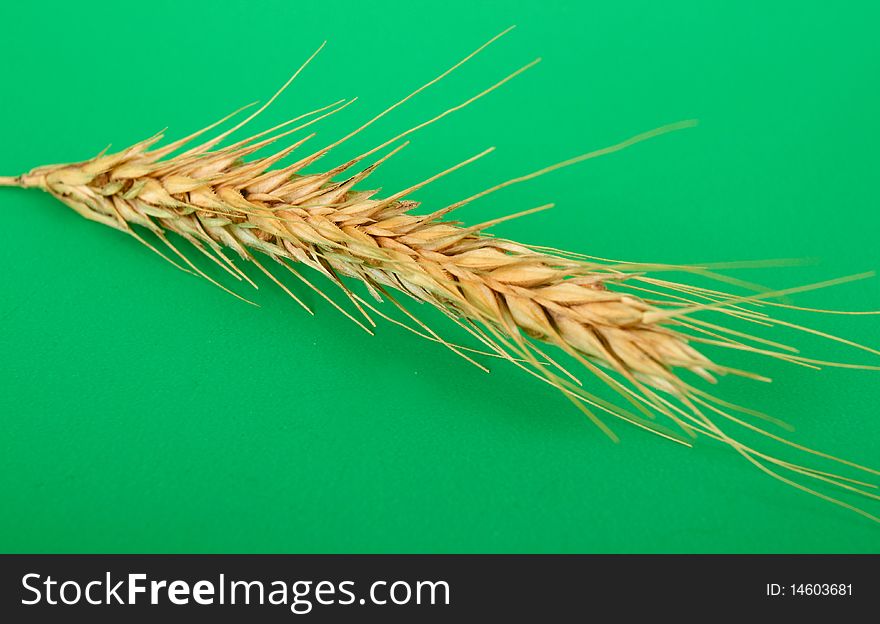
[4,33,879,522]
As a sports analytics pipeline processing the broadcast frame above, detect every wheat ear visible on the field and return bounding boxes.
[2,29,879,522]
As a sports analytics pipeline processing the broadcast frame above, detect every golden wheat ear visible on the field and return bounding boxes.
[2,29,879,523]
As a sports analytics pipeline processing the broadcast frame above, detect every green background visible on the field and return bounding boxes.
[1,1,878,553]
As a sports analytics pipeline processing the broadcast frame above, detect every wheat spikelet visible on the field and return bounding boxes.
[3,29,879,522]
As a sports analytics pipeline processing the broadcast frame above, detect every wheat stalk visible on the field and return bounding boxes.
[3,29,879,522]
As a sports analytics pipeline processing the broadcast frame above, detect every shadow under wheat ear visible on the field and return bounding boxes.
[2,27,879,523]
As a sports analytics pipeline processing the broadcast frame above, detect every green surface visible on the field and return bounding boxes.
[1,1,878,553]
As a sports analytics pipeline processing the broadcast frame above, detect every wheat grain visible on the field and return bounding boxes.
[2,29,879,521]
